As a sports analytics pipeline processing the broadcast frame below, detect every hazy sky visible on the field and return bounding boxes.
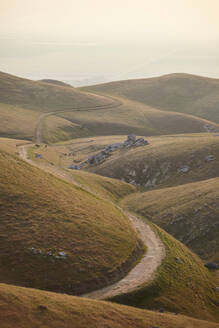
[1,0,219,84]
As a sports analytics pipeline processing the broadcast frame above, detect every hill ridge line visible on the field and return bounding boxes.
[35,94,122,144]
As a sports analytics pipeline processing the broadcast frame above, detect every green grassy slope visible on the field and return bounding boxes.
[82,73,219,124]
[1,283,218,328]
[0,102,40,140]
[1,71,218,143]
[26,139,136,203]
[0,71,114,141]
[88,134,219,189]
[58,96,219,142]
[0,138,30,154]
[39,79,74,88]
[0,148,144,294]
[0,71,112,112]
[69,170,136,203]
[109,219,219,322]
[122,178,219,261]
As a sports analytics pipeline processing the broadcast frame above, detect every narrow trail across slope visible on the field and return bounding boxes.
[18,143,166,300]
[35,94,122,144]
[19,91,165,299]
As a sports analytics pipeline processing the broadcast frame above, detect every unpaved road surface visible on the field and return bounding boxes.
[82,213,165,299]
[18,143,166,300]
[18,91,166,300]
[35,95,122,144]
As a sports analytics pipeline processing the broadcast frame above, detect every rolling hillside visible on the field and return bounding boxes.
[121,177,219,261]
[1,71,218,143]
[1,283,218,328]
[82,73,219,124]
[109,221,219,322]
[39,79,74,88]
[2,138,218,322]
[0,71,112,112]
[0,147,144,294]
[57,96,219,143]
[0,71,115,141]
[0,71,219,325]
[87,134,219,189]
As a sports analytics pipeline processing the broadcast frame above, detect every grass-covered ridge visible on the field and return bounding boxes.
[0,102,40,140]
[109,218,219,323]
[0,71,114,141]
[0,148,144,294]
[87,134,219,189]
[1,71,218,143]
[83,73,219,124]
[69,170,136,203]
[122,177,219,261]
[58,96,218,141]
[25,139,136,203]
[1,283,218,328]
[0,71,112,112]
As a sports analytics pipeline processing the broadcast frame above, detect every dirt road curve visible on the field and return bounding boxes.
[18,144,165,299]
[82,213,165,299]
[18,89,166,300]
[35,95,122,144]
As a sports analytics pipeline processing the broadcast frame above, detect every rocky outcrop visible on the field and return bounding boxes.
[69,135,149,169]
[204,262,218,270]
[205,155,215,162]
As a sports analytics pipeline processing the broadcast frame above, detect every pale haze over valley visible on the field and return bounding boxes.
[1,0,219,85]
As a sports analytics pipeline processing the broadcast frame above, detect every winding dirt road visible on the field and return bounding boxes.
[18,91,166,300]
[82,213,165,299]
[18,143,165,300]
[35,95,122,144]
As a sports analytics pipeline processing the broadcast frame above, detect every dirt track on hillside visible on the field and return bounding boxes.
[19,143,165,300]
[35,95,122,144]
[82,212,165,299]
[18,91,166,300]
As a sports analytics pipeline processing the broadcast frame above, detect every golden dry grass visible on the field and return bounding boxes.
[0,283,218,328]
[1,71,218,144]
[68,170,136,203]
[0,148,142,294]
[58,96,218,141]
[27,139,136,203]
[0,103,40,140]
[87,134,219,189]
[110,220,219,322]
[0,71,115,141]
[0,137,31,154]
[121,177,219,261]
[82,73,219,123]
[0,71,112,112]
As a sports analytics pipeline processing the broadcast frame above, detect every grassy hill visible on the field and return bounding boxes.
[1,71,218,143]
[39,79,74,88]
[69,170,136,203]
[87,134,219,189]
[0,137,30,154]
[121,178,219,261]
[0,71,114,141]
[0,147,144,294]
[0,71,112,112]
[1,283,218,328]
[57,96,219,143]
[109,219,219,322]
[82,73,219,124]
[25,138,136,202]
[0,102,41,140]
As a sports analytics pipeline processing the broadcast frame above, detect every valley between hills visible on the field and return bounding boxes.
[0,71,218,328]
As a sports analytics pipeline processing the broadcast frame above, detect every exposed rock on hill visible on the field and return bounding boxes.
[69,135,149,170]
